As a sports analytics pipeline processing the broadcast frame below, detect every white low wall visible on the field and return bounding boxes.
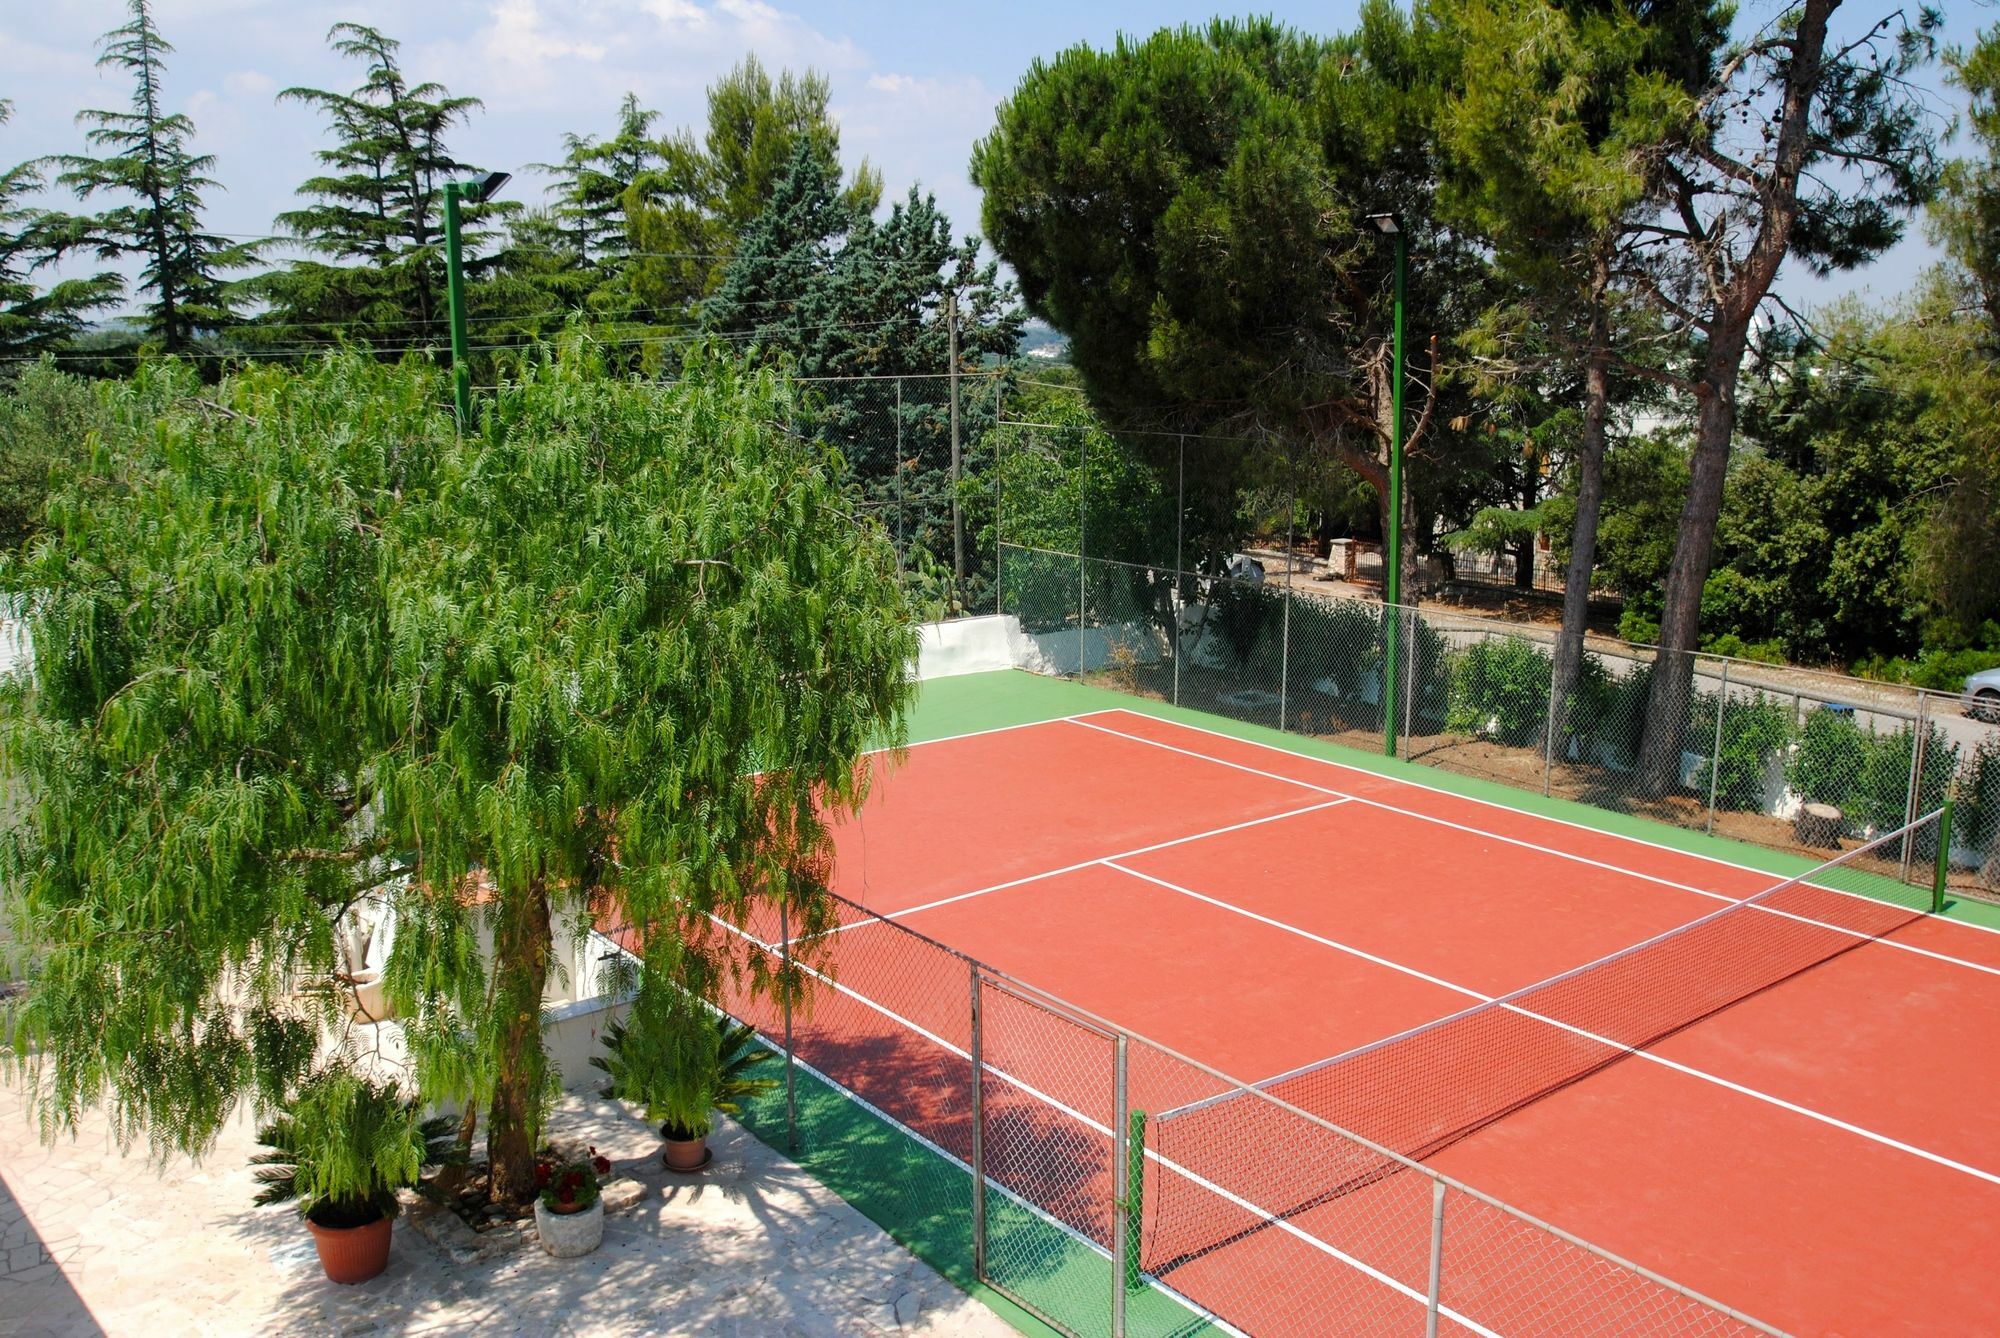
[917,612,1167,680]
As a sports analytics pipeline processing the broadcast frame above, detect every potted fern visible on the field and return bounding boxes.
[251,1069,458,1284]
[594,1011,778,1172]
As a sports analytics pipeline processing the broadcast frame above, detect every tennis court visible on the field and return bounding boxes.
[709,680,2000,1337]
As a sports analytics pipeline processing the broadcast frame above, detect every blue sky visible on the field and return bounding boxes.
[1,1,1986,316]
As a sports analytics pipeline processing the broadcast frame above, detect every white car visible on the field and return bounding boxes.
[1966,665,2000,721]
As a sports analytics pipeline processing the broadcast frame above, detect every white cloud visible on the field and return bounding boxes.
[222,70,276,99]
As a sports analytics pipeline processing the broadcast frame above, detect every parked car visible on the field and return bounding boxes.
[1965,665,2000,721]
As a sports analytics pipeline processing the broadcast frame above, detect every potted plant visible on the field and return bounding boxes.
[251,1069,458,1284]
[533,1146,613,1257]
[595,1011,778,1172]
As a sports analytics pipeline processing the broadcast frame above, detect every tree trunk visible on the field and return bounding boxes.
[1634,354,1743,795]
[1631,0,1834,797]
[1548,267,1614,755]
[486,872,554,1201]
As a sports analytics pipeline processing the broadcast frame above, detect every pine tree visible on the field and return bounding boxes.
[54,0,258,353]
[253,22,509,350]
[538,93,663,264]
[1628,0,1944,793]
[0,100,123,362]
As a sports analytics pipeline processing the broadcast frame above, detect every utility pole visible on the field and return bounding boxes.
[948,291,965,591]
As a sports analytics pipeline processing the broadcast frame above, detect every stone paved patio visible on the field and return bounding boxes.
[0,1077,1016,1337]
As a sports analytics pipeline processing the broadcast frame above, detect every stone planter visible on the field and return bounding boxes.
[534,1196,605,1258]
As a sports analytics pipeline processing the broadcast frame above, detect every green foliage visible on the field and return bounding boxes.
[1957,733,2000,855]
[2,343,915,1194]
[1854,646,2000,691]
[52,0,259,351]
[972,11,1485,536]
[250,1068,458,1228]
[0,102,122,361]
[249,22,509,352]
[594,999,776,1142]
[0,363,106,553]
[1700,633,1788,666]
[1589,433,1688,627]
[1789,709,1958,833]
[1445,637,1551,746]
[1687,691,1792,812]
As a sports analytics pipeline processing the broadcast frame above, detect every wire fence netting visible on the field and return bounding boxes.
[996,539,2000,909]
[699,869,1826,1337]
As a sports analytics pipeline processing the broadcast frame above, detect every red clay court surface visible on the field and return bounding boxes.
[755,708,2000,1335]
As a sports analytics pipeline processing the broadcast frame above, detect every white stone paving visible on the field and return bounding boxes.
[0,1078,1017,1337]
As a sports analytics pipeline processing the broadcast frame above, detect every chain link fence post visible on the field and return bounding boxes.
[994,381,1005,616]
[1543,660,1561,797]
[1111,1033,1130,1338]
[1705,658,1730,835]
[1173,435,1185,708]
[779,898,796,1153]
[1426,1179,1447,1338]
[1077,428,1088,680]
[1902,689,1931,882]
[968,961,987,1282]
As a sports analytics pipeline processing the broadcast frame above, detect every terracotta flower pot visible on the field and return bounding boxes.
[306,1213,393,1284]
[535,1195,605,1257]
[663,1133,710,1172]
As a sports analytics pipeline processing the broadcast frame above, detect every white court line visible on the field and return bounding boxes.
[1069,714,2000,979]
[710,911,1496,1338]
[1101,860,2000,1191]
[862,710,1097,758]
[820,795,1351,937]
[1076,705,2000,942]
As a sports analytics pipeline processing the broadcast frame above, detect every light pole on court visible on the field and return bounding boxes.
[443,170,513,428]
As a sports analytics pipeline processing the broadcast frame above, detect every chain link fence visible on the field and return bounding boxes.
[995,538,2000,908]
[700,871,1833,1337]
[792,371,1005,618]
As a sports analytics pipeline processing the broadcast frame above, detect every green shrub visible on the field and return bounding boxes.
[1446,636,1552,746]
[1791,708,1958,836]
[1790,708,1870,809]
[250,1069,458,1228]
[1287,595,1385,727]
[1956,734,2000,855]
[1688,690,1792,811]
[1617,610,1660,644]
[1702,633,1788,665]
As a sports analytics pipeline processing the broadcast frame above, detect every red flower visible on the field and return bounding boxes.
[592,1155,612,1176]
[534,1163,552,1188]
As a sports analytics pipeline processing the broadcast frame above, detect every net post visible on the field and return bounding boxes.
[1934,799,1955,915]
[1111,1034,1129,1337]
[1705,658,1730,834]
[1125,1107,1146,1295]
[1426,1178,1446,1338]
[780,898,796,1153]
[968,962,987,1282]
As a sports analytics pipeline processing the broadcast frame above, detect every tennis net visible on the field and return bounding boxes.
[1143,807,1948,1277]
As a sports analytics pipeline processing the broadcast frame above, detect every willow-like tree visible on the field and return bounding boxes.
[54,0,258,353]
[0,343,916,1198]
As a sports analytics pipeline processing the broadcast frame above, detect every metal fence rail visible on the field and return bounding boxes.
[695,862,1863,1336]
[993,541,2000,907]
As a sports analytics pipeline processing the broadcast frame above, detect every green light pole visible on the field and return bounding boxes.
[443,170,512,428]
[1365,213,1407,758]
